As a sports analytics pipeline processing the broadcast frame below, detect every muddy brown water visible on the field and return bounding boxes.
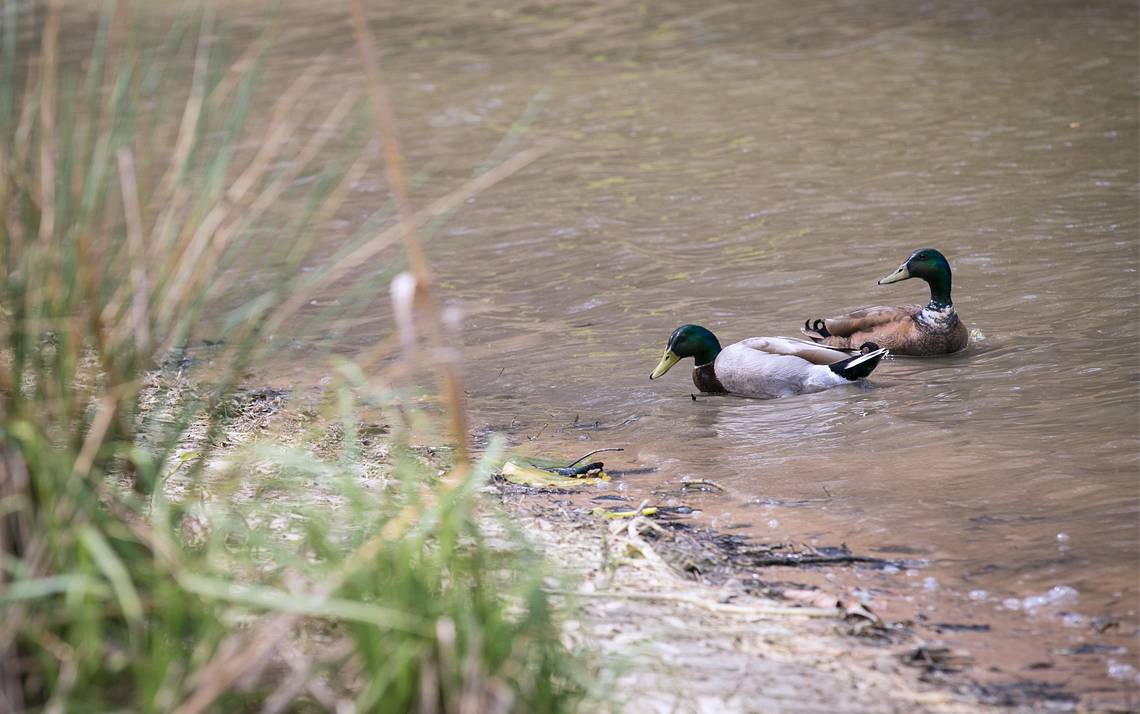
[50,0,1140,705]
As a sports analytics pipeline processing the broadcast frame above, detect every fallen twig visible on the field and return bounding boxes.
[679,479,726,492]
[623,516,674,572]
[564,447,624,468]
[742,552,889,567]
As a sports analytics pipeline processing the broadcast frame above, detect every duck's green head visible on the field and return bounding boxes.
[649,324,722,379]
[878,248,953,307]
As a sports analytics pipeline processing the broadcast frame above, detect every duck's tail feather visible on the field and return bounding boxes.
[801,318,830,342]
[828,347,889,381]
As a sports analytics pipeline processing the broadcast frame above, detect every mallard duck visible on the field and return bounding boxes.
[649,324,888,399]
[801,248,968,356]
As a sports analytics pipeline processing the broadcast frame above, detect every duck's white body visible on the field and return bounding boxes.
[708,337,884,399]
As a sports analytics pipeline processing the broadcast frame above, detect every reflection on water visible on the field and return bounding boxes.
[81,0,1140,699]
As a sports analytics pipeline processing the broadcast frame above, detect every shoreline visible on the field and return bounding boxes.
[495,489,1001,713]
[493,476,1136,713]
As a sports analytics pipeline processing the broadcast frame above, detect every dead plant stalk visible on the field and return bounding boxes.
[348,0,470,473]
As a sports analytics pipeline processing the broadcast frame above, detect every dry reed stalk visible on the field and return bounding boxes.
[116,147,151,353]
[1,10,60,706]
[265,143,548,336]
[246,90,359,219]
[348,0,472,472]
[31,0,62,425]
[36,0,60,247]
[260,642,348,714]
[146,8,221,274]
[200,149,373,347]
[71,394,118,480]
[174,611,298,714]
[11,59,39,198]
[156,59,327,329]
[106,83,357,349]
[205,28,276,108]
[153,2,215,212]
[198,91,364,310]
[226,54,331,200]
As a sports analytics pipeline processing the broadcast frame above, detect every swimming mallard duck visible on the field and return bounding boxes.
[801,248,968,356]
[649,325,888,399]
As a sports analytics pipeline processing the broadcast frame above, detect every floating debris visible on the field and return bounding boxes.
[739,542,897,569]
[680,478,725,492]
[653,479,726,499]
[901,643,974,673]
[932,622,992,633]
[591,506,658,520]
[1053,643,1127,657]
[497,448,624,489]
[1091,616,1120,634]
[499,459,609,488]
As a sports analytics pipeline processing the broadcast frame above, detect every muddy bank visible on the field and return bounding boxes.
[493,465,1137,713]
[493,491,1024,713]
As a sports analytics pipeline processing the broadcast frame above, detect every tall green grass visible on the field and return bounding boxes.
[0,3,585,711]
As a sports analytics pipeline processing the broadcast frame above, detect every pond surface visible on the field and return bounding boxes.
[189,0,1140,700]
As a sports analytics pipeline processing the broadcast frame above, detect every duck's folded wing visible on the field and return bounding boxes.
[802,305,919,339]
[716,342,819,398]
[734,336,854,365]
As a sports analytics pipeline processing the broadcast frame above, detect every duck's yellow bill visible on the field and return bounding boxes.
[650,349,680,379]
[878,264,910,285]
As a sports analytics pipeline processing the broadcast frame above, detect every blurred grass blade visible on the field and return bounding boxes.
[78,526,145,633]
[178,574,423,632]
[0,575,109,603]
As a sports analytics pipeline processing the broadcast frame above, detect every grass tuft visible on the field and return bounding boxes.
[0,3,586,712]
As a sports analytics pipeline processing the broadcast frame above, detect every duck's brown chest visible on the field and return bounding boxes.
[910,310,969,353]
[692,363,726,394]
